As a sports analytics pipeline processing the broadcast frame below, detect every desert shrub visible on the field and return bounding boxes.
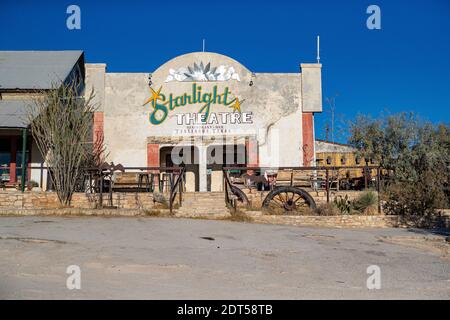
[352,191,378,213]
[153,192,169,208]
[28,81,101,206]
[383,173,448,216]
[333,194,352,214]
[228,210,254,222]
[27,180,39,189]
[315,203,340,216]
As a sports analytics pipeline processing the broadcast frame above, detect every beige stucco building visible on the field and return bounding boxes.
[86,51,323,192]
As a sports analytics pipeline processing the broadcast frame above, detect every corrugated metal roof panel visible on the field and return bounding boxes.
[0,51,84,90]
[0,100,38,128]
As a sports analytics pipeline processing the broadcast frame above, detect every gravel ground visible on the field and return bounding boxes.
[0,216,449,299]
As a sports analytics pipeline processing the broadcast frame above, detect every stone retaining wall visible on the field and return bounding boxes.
[245,212,450,229]
[0,190,364,210]
[0,191,161,210]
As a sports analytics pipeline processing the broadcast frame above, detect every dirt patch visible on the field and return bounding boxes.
[302,234,336,241]
[378,236,450,259]
[85,262,190,274]
[0,236,67,244]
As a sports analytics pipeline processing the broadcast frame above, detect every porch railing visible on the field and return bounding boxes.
[1,165,186,214]
[223,165,382,213]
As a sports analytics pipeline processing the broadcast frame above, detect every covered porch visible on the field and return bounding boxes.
[0,100,45,191]
[0,129,32,190]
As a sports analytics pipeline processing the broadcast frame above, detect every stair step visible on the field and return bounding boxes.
[177,210,229,215]
[178,192,229,216]
[182,196,225,200]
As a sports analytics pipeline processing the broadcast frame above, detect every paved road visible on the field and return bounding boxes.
[0,216,449,299]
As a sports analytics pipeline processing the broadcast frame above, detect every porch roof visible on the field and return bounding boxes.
[0,50,84,90]
[0,100,37,129]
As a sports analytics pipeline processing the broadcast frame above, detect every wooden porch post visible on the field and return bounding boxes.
[20,129,27,192]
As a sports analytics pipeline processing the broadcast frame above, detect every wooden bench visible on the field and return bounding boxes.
[112,172,159,192]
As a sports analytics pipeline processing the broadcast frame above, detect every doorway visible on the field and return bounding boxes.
[207,144,246,192]
[159,146,199,192]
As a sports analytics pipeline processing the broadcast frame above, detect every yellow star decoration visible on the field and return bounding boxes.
[230,97,244,113]
[143,86,162,108]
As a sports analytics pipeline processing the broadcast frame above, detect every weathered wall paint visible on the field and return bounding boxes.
[84,52,323,191]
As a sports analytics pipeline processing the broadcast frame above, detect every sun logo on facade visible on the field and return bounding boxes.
[142,86,162,108]
[165,62,241,82]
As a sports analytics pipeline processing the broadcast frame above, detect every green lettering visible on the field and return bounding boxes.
[149,102,168,125]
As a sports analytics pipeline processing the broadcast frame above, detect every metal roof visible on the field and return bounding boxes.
[0,50,84,90]
[0,100,38,128]
[315,140,357,153]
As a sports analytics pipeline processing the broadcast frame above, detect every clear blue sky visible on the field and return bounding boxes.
[1,0,449,141]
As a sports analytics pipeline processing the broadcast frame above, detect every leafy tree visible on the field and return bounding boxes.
[348,112,449,216]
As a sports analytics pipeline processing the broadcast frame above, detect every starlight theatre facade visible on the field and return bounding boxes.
[93,52,322,192]
[0,51,322,192]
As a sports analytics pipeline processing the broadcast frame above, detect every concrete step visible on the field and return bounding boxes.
[175,212,231,218]
[176,208,231,217]
[179,192,229,217]
[178,206,228,211]
[178,207,228,212]
[182,196,225,200]
[182,192,224,197]
[182,202,226,206]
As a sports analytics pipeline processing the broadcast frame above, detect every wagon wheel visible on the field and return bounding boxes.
[262,186,316,214]
[230,185,249,206]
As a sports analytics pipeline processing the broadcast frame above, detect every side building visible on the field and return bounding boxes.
[0,51,85,189]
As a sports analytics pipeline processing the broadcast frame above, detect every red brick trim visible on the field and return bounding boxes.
[93,112,104,150]
[147,143,160,168]
[302,113,314,166]
[246,137,258,174]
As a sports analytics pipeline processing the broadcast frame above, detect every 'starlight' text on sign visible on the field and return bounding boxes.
[143,83,247,125]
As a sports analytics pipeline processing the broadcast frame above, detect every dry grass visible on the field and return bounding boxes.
[225,210,254,222]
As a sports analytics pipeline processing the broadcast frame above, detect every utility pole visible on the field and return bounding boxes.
[325,96,336,143]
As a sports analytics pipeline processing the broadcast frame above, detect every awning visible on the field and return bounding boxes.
[0,100,36,129]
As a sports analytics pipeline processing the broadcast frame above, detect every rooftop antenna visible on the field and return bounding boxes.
[316,35,320,64]
[202,39,205,52]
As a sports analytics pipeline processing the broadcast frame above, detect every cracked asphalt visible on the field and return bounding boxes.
[0,216,449,299]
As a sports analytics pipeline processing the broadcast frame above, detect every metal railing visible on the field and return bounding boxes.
[1,165,186,214]
[169,166,186,214]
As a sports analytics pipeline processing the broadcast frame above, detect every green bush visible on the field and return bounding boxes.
[349,113,449,216]
[334,195,352,214]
